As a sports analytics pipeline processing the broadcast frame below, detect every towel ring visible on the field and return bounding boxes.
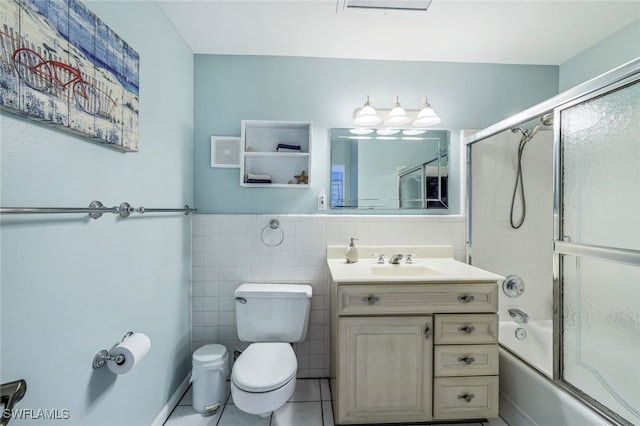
[261,219,284,247]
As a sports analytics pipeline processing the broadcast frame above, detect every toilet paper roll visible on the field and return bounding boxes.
[107,333,151,375]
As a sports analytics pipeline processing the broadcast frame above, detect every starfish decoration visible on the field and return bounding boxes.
[294,170,308,184]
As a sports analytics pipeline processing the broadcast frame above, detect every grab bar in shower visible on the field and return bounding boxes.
[0,201,198,220]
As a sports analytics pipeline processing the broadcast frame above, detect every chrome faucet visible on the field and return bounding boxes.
[508,308,529,324]
[389,254,403,264]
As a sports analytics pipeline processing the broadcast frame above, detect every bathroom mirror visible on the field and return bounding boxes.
[330,128,449,209]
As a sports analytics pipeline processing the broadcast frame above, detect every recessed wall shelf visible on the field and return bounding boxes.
[240,120,312,188]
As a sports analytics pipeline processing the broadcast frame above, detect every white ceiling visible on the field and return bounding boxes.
[157,0,640,65]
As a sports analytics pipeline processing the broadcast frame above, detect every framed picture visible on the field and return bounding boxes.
[0,0,140,151]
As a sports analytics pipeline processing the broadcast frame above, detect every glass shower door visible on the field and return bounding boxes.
[557,77,640,425]
[399,167,424,209]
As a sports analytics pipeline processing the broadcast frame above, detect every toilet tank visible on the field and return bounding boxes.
[235,283,312,343]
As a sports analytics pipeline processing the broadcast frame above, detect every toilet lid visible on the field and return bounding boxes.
[232,343,297,392]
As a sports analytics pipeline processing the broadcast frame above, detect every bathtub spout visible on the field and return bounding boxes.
[508,308,529,324]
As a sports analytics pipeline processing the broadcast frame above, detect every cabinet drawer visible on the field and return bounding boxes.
[434,345,499,377]
[434,314,498,344]
[433,376,499,420]
[337,283,498,315]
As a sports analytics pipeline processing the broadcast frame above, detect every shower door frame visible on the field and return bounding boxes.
[465,57,640,426]
[553,74,640,426]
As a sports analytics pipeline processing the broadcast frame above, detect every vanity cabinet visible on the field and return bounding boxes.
[329,279,499,424]
[336,316,433,424]
[240,120,312,187]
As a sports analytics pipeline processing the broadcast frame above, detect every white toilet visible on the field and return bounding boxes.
[231,283,312,416]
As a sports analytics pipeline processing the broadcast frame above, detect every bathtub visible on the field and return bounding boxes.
[500,320,553,377]
[498,320,614,426]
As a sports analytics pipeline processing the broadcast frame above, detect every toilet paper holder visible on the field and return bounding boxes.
[92,331,134,369]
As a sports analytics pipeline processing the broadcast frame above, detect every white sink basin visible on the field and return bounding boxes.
[370,264,443,277]
[327,245,506,282]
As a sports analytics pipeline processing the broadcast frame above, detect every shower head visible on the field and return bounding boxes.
[512,113,553,134]
[526,113,554,140]
[540,113,553,126]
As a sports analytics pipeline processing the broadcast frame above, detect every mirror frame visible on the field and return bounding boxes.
[329,128,449,211]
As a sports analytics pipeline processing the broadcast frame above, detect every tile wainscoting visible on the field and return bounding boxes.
[191,214,466,378]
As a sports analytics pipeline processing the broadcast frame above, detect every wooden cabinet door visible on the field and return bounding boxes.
[337,316,433,424]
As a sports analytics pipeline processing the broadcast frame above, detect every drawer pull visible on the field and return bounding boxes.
[361,296,380,305]
[457,295,475,303]
[457,356,476,365]
[457,326,476,334]
[457,393,475,403]
[424,323,432,340]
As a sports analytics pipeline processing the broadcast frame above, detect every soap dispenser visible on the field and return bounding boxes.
[345,237,359,264]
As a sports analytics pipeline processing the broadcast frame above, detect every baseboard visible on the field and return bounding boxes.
[499,389,537,426]
[151,373,191,426]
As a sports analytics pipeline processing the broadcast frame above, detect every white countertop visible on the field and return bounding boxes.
[327,245,504,283]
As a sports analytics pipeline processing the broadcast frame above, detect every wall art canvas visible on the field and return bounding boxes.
[0,0,139,151]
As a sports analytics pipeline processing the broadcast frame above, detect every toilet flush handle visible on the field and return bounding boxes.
[235,297,247,304]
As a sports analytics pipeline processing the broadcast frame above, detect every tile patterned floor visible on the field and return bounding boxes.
[164,379,509,426]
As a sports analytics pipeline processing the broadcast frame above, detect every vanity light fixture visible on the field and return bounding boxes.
[353,95,382,126]
[413,96,442,126]
[384,96,411,126]
[352,95,441,129]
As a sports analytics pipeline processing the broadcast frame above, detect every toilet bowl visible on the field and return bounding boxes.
[230,342,297,416]
[230,283,312,416]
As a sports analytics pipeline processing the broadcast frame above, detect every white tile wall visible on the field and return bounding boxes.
[468,129,554,321]
[192,214,466,378]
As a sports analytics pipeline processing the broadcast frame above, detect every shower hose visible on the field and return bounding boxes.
[510,130,534,229]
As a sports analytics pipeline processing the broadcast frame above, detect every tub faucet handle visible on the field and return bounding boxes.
[503,275,525,298]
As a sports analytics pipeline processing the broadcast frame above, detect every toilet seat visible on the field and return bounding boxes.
[232,342,297,392]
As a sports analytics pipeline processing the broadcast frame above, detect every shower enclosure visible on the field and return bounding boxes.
[467,59,640,425]
[398,152,448,209]
[466,123,555,376]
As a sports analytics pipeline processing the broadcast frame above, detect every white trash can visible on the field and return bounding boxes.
[191,344,228,415]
